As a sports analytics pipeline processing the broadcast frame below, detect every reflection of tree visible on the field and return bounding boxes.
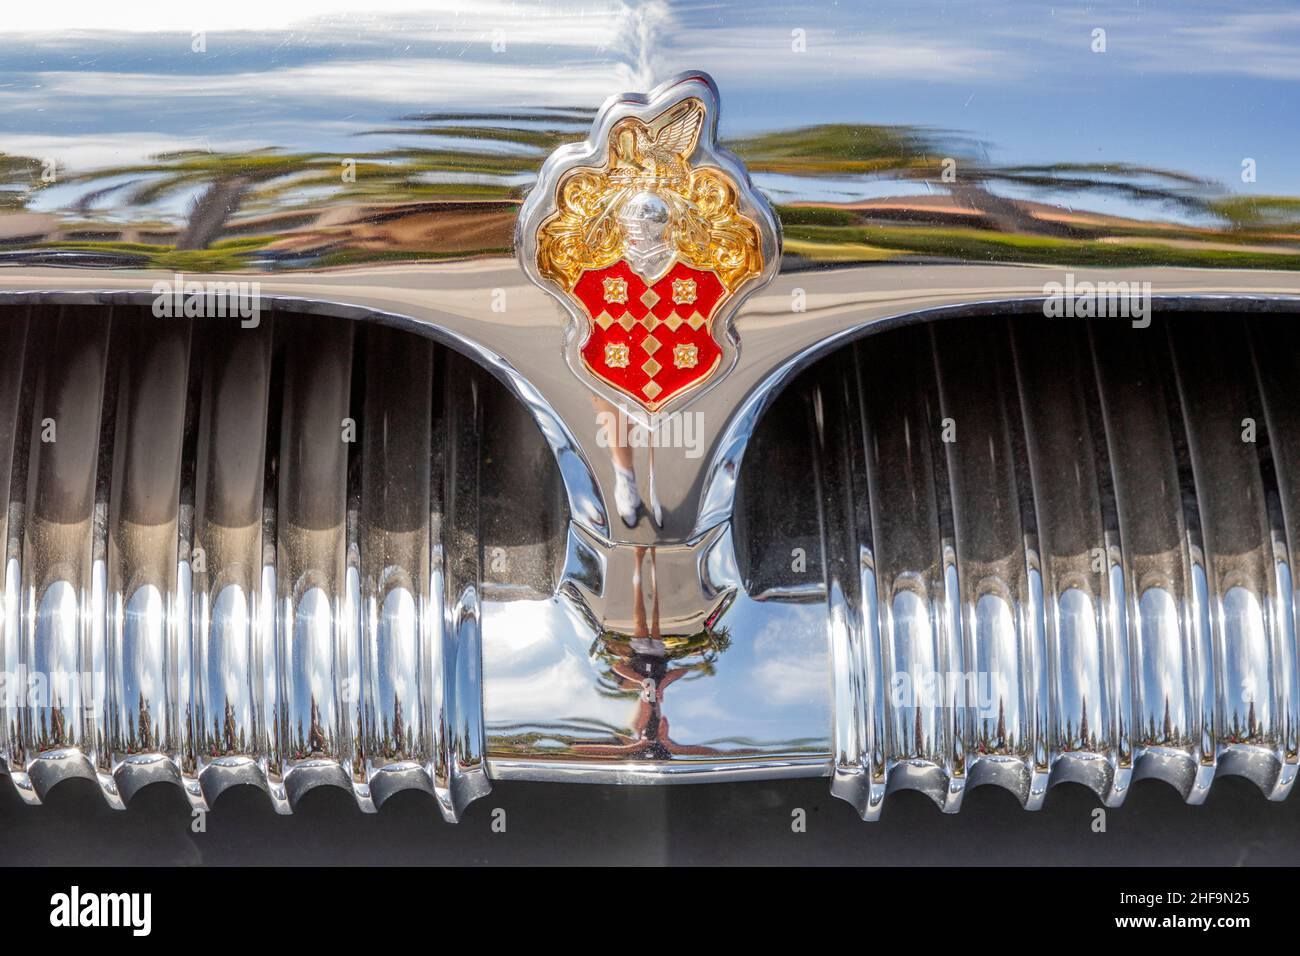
[58,110,593,254]
[284,695,332,761]
[589,622,732,700]
[568,580,737,760]
[66,149,339,249]
[730,125,1219,235]
[15,113,1299,270]
[729,123,954,176]
[1224,701,1261,746]
[1210,195,1300,231]
[0,152,49,211]
[734,123,1300,268]
[971,697,1012,756]
[126,690,154,754]
[983,162,1212,211]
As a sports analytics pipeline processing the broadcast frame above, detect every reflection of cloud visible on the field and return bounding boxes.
[1049,5,1300,81]
[669,694,732,725]
[15,62,635,109]
[1164,14,1300,80]
[750,609,828,708]
[667,31,1010,84]
[753,173,937,203]
[0,134,260,174]
[3,0,631,41]
[0,0,670,129]
[481,597,631,727]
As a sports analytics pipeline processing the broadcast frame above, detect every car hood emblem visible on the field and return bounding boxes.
[518,71,781,415]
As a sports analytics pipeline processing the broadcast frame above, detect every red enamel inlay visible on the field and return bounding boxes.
[572,260,727,410]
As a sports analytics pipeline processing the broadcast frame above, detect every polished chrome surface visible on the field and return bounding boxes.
[3,2,1300,819]
[484,522,827,777]
[0,306,514,819]
[2,2,1299,547]
[3,301,1300,818]
[765,310,1300,817]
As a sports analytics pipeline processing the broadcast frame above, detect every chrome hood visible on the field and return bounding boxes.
[1,1,1299,821]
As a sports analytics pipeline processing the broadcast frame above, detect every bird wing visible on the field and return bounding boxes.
[650,104,704,159]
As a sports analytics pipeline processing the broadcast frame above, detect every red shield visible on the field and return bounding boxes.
[571,260,726,412]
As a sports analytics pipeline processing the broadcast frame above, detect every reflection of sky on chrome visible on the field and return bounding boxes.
[2,0,1299,202]
[664,597,828,747]
[481,592,830,752]
[754,174,938,204]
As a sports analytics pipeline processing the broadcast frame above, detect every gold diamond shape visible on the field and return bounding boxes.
[687,310,706,330]
[663,311,684,332]
[641,334,661,356]
[673,343,699,369]
[617,311,636,331]
[595,310,614,330]
[640,288,660,309]
[642,357,662,377]
[672,278,697,305]
[641,314,661,332]
[604,342,630,368]
[643,381,662,400]
[603,276,628,304]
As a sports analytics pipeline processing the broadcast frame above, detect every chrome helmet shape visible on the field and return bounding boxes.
[617,190,674,282]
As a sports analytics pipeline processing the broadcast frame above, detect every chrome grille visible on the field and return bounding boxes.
[0,305,566,820]
[738,312,1300,818]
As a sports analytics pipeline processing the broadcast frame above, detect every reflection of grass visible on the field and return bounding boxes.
[253,173,517,204]
[731,125,944,175]
[784,238,904,262]
[37,240,158,255]
[1082,221,1295,244]
[775,205,857,227]
[785,224,1300,270]
[37,236,275,271]
[312,247,510,268]
[29,236,512,270]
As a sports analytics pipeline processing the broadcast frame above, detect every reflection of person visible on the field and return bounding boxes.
[617,190,674,282]
[588,186,677,528]
[592,395,665,528]
[592,393,642,527]
[576,546,723,760]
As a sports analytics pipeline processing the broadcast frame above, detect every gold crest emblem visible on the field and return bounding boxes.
[518,72,780,414]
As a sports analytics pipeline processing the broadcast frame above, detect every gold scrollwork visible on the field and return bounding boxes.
[536,97,764,293]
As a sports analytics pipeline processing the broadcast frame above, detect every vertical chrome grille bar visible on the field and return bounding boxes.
[105,313,192,804]
[431,353,491,820]
[0,309,31,799]
[1012,320,1130,805]
[276,317,354,806]
[1248,319,1300,797]
[932,321,1048,809]
[812,351,884,820]
[191,317,276,808]
[1090,321,1211,800]
[859,329,962,811]
[20,306,112,801]
[361,325,435,808]
[1168,318,1289,797]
